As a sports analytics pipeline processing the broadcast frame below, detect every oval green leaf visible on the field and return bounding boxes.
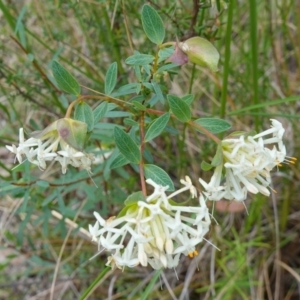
[114,127,141,164]
[144,164,174,191]
[167,94,191,122]
[52,61,81,96]
[141,5,165,45]
[105,62,118,95]
[74,102,94,132]
[125,54,155,65]
[194,118,231,134]
[145,113,170,142]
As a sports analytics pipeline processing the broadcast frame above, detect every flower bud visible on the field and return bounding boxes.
[179,37,220,72]
[166,42,189,66]
[31,118,87,151]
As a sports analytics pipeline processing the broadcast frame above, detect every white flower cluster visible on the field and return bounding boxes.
[6,128,109,174]
[89,178,211,270]
[200,119,294,201]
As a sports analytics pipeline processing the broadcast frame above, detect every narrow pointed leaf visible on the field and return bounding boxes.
[144,164,174,191]
[93,102,108,124]
[110,153,129,169]
[152,81,164,103]
[145,113,170,142]
[52,61,81,95]
[141,5,165,45]
[167,94,191,122]
[105,62,118,95]
[211,144,223,166]
[114,127,141,164]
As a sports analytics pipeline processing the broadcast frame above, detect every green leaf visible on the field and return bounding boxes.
[112,83,141,97]
[226,130,257,138]
[132,101,147,111]
[167,94,191,122]
[124,118,139,126]
[125,191,146,205]
[156,63,180,73]
[158,47,174,62]
[93,102,108,124]
[110,153,129,169]
[140,270,162,300]
[114,127,141,164]
[141,5,165,45]
[144,164,174,191]
[51,61,81,95]
[74,102,94,132]
[211,144,223,166]
[201,161,213,171]
[145,113,170,142]
[194,118,231,134]
[152,81,164,104]
[105,111,132,118]
[79,267,111,300]
[125,54,154,65]
[182,94,194,105]
[105,62,118,95]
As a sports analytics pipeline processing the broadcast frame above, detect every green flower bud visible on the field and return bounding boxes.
[179,37,220,72]
[31,118,87,151]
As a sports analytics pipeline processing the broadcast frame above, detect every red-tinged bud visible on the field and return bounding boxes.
[166,42,189,66]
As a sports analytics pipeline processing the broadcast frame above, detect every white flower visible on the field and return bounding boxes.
[180,176,197,198]
[89,177,211,270]
[6,126,105,174]
[199,119,295,201]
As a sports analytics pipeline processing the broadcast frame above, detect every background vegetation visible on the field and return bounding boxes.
[0,0,299,299]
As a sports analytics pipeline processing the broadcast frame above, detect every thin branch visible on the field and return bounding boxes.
[139,111,147,196]
[10,35,61,93]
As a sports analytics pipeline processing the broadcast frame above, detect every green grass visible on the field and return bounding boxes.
[0,0,300,299]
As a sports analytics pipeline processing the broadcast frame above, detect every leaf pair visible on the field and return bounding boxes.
[113,127,174,190]
[52,60,118,96]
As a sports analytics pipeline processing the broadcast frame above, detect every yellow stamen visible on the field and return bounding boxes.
[188,250,199,258]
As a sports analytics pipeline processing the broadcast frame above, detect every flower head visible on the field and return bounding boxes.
[199,119,295,201]
[89,177,211,270]
[6,118,108,174]
[178,37,220,72]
